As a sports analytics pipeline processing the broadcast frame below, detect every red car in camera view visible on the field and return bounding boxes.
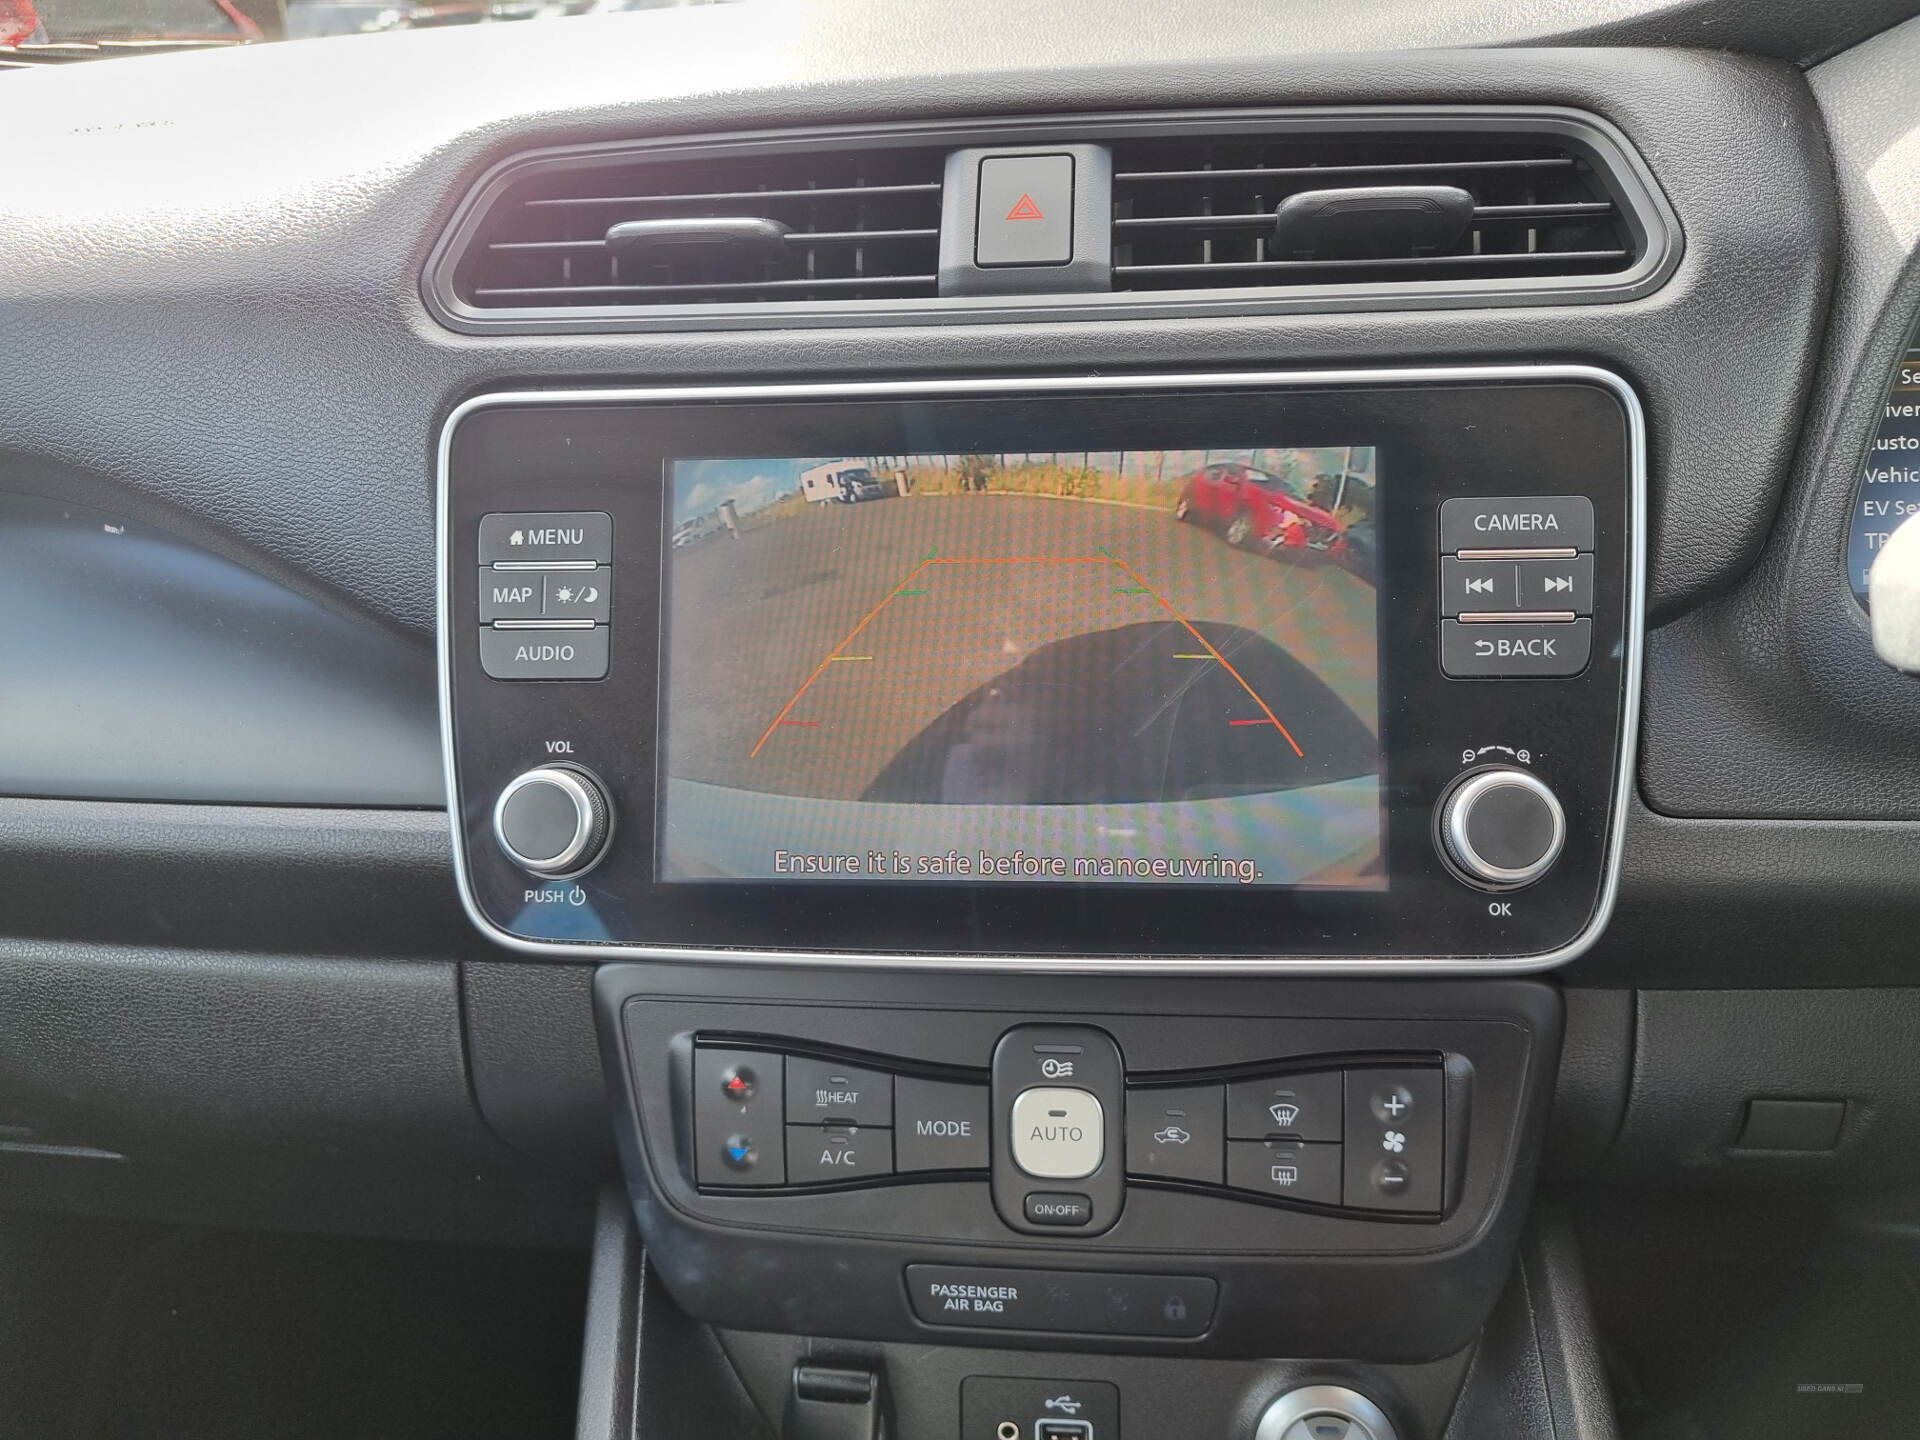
[1173,460,1348,556]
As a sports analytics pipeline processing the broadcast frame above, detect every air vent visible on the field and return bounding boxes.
[450,146,946,309]
[429,113,1675,331]
[1109,133,1639,292]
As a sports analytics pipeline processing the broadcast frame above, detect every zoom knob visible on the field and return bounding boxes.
[493,765,613,879]
[1436,767,1565,890]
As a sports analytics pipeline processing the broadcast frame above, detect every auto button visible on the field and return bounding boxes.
[1010,1087,1104,1180]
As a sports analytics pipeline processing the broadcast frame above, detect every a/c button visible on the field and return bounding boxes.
[785,1124,892,1184]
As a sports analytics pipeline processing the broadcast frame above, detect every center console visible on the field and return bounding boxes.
[436,365,1644,1435]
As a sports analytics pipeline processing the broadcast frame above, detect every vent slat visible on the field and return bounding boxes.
[522,182,943,208]
[457,148,945,309]
[1109,134,1636,293]
[1116,249,1630,278]
[475,274,939,300]
[1111,157,1577,183]
[487,228,940,253]
[1111,201,1615,233]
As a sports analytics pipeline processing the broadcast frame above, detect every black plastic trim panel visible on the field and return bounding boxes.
[1638,14,1920,819]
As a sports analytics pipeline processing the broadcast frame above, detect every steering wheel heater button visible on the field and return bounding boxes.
[1009,1087,1104,1180]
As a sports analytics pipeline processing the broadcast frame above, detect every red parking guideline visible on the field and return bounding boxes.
[750,552,1304,760]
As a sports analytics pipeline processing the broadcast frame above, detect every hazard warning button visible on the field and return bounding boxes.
[976,153,1074,268]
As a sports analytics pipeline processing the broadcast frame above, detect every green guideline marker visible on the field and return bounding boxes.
[1115,585,1148,595]
[899,550,937,595]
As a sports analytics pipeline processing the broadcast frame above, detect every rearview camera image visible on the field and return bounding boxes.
[659,447,1382,888]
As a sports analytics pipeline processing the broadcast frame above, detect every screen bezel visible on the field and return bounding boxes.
[439,368,1644,973]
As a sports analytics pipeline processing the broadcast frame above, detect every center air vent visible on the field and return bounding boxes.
[428,112,1674,332]
[1109,133,1639,291]
[451,146,946,309]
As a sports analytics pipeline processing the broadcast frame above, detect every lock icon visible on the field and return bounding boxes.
[1163,1295,1187,1322]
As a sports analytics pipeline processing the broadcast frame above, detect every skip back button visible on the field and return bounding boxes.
[1441,619,1592,678]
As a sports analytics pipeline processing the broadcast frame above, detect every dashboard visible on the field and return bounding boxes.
[6,2,1920,1438]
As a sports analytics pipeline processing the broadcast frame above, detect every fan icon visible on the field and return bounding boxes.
[1382,1131,1406,1154]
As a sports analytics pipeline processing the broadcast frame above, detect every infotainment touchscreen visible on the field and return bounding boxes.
[658,447,1382,889]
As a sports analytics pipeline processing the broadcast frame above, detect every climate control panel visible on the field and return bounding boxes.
[688,1029,1450,1235]
[604,977,1556,1358]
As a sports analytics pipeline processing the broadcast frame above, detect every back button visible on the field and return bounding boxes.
[1440,619,1591,678]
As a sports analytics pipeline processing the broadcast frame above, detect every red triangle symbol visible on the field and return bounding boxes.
[1005,194,1045,222]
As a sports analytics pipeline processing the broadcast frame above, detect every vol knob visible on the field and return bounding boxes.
[493,765,613,879]
[1436,767,1564,889]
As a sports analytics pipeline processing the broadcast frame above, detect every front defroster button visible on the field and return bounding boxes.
[1010,1087,1104,1180]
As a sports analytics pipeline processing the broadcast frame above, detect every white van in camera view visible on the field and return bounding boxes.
[800,460,887,504]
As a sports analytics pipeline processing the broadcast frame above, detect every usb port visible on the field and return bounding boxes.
[1035,1423,1093,1440]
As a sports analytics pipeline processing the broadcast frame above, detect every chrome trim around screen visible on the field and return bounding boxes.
[436,365,1647,973]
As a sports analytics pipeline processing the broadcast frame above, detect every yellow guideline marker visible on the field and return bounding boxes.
[829,655,874,661]
[1172,653,1213,659]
